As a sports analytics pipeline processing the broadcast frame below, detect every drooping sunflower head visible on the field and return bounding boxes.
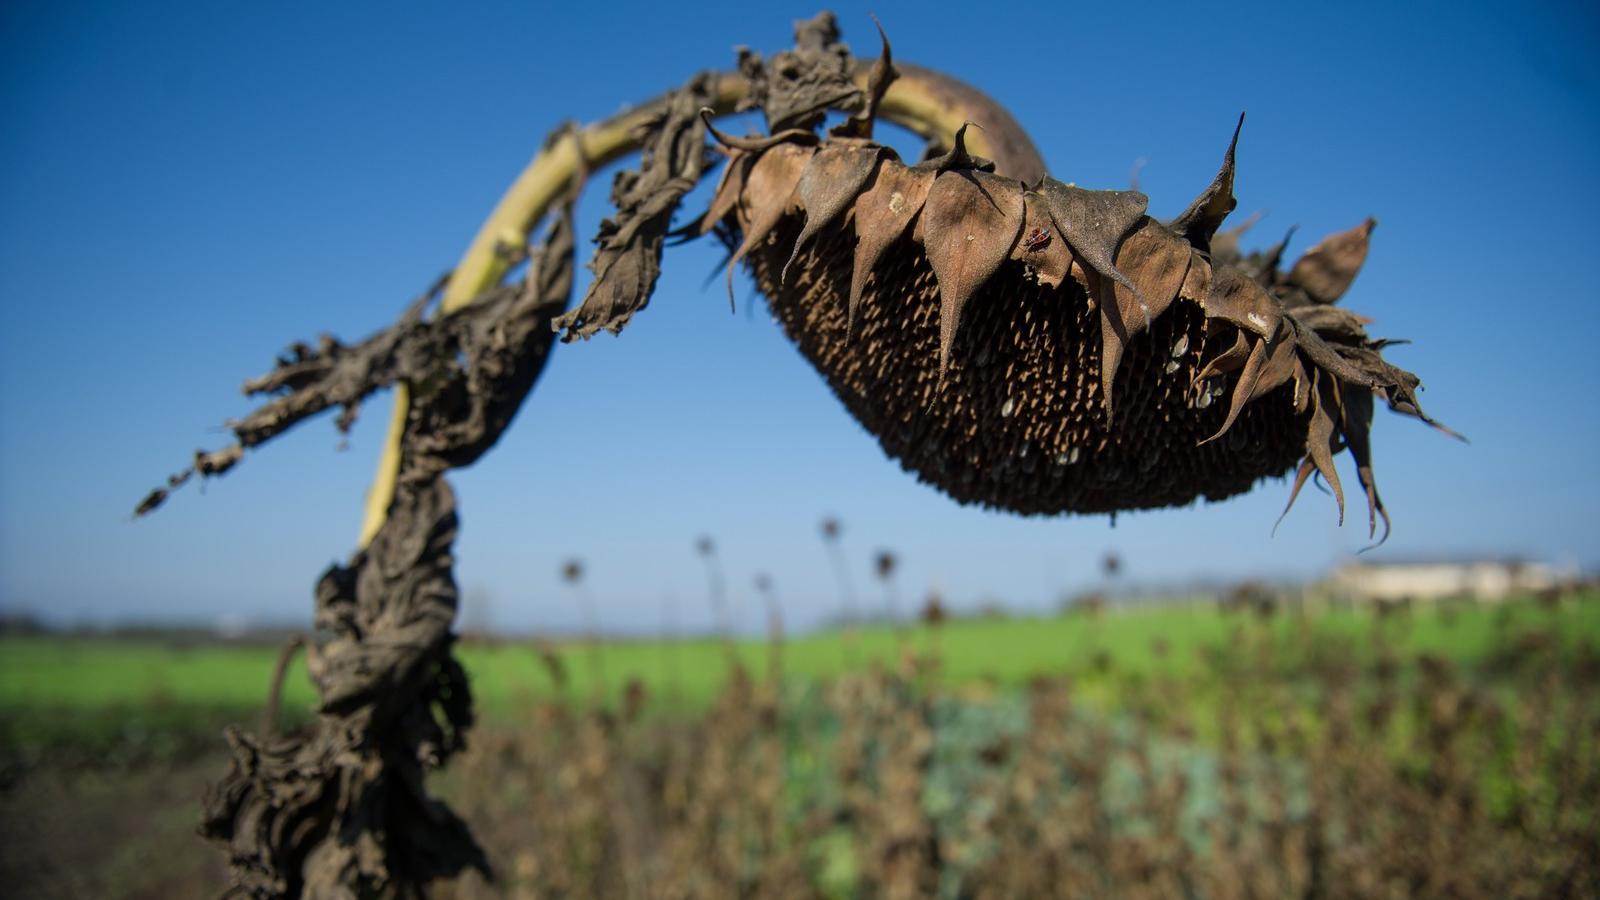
[553,14,1454,543]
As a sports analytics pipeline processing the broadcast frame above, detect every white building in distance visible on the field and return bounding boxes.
[1327,558,1572,603]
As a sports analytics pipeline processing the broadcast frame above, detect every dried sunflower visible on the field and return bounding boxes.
[140,13,1455,896]
[548,15,1453,543]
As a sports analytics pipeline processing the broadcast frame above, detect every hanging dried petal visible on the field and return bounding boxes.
[1195,329,1250,382]
[1036,180,1149,304]
[1205,266,1282,338]
[698,149,755,236]
[1287,217,1377,304]
[921,170,1025,376]
[1199,335,1267,445]
[1010,191,1074,288]
[1112,222,1192,330]
[1305,373,1347,523]
[848,161,935,335]
[1338,386,1390,544]
[783,143,888,284]
[1169,113,1244,253]
[831,17,897,139]
[726,143,813,309]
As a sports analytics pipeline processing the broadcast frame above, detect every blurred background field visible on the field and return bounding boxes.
[6,591,1596,770]
[3,589,1597,898]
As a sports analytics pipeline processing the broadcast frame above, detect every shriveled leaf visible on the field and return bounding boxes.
[727,143,813,309]
[1178,247,1212,302]
[697,149,754,236]
[1204,266,1283,338]
[1037,180,1149,307]
[1306,374,1347,523]
[555,74,716,341]
[1196,329,1250,382]
[1010,190,1074,288]
[1112,221,1192,331]
[1287,217,1376,304]
[921,170,1025,376]
[1338,387,1390,544]
[849,160,935,336]
[1169,113,1243,253]
[1200,335,1267,446]
[831,17,897,139]
[783,142,887,284]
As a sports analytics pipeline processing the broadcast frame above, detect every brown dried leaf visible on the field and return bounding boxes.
[1010,190,1073,288]
[1195,329,1250,382]
[1200,336,1267,446]
[1338,386,1389,543]
[1037,180,1149,305]
[831,17,897,139]
[1287,217,1376,304]
[727,143,813,309]
[1204,266,1283,338]
[1178,247,1212,302]
[1169,114,1243,253]
[783,142,887,284]
[698,150,754,236]
[1307,373,1347,523]
[1112,221,1192,331]
[849,160,935,335]
[922,170,1025,376]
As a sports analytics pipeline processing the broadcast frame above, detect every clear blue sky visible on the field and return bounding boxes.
[2,0,1596,635]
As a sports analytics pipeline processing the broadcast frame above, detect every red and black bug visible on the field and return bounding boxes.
[1022,226,1051,252]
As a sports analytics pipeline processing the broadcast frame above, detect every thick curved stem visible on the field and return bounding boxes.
[359,62,1047,546]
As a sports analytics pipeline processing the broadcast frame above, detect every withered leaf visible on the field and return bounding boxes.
[1287,217,1376,304]
[831,17,897,139]
[1010,190,1073,287]
[1112,221,1192,331]
[1307,374,1347,523]
[921,170,1025,376]
[698,149,755,236]
[1338,386,1391,545]
[1169,113,1244,253]
[915,121,996,175]
[1196,329,1250,382]
[1205,266,1283,338]
[1037,179,1150,309]
[1178,247,1212,302]
[782,142,887,285]
[1200,335,1267,446]
[554,74,716,341]
[727,143,813,309]
[848,160,935,336]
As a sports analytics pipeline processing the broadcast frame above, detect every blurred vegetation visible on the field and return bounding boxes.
[3,593,1596,772]
[3,592,1598,896]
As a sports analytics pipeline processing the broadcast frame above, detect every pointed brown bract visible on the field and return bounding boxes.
[1037,181,1149,305]
[727,144,813,308]
[1196,329,1250,382]
[922,170,1025,377]
[1010,191,1074,288]
[848,161,934,336]
[1287,217,1376,304]
[1112,222,1192,332]
[699,149,755,236]
[1170,114,1244,253]
[1204,267,1282,338]
[783,142,887,285]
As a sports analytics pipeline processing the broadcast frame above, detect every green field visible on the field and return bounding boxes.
[4,594,1596,770]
